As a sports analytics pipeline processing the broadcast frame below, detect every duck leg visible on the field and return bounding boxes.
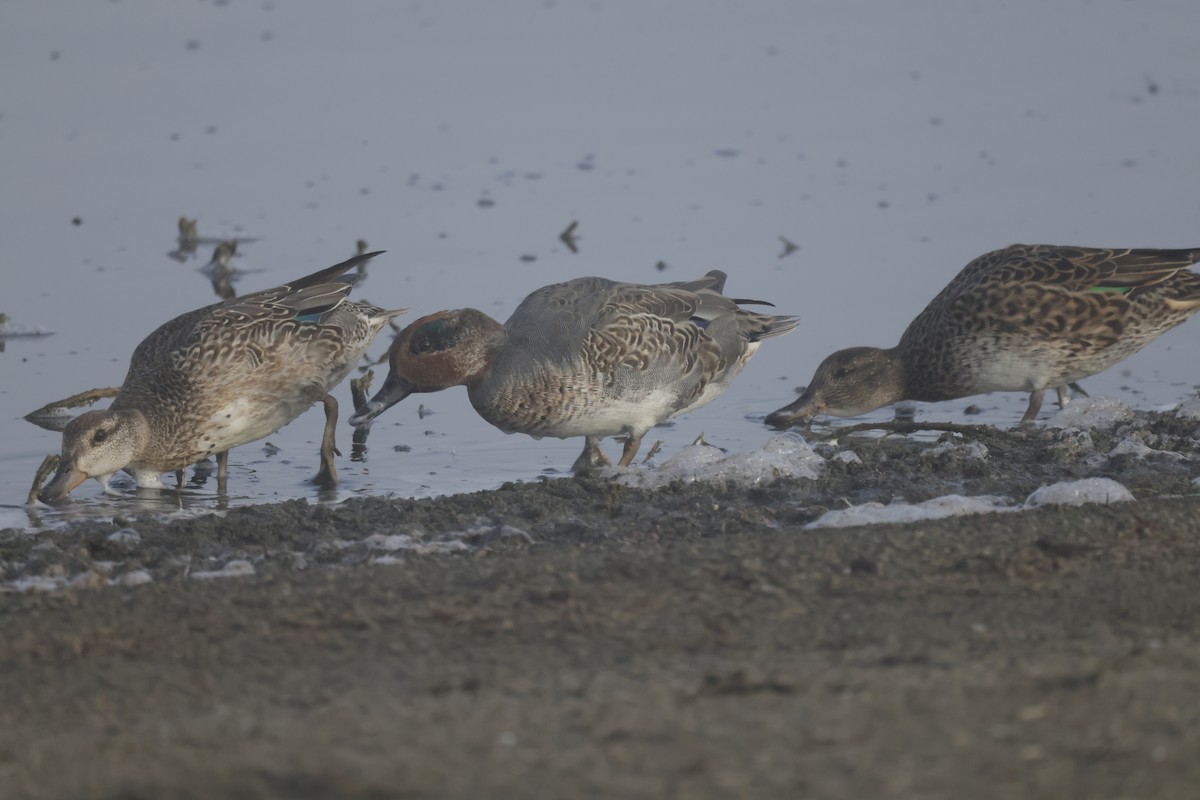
[571,435,612,474]
[1020,389,1046,425]
[216,451,229,492]
[314,394,340,487]
[618,434,643,467]
[1052,382,1090,411]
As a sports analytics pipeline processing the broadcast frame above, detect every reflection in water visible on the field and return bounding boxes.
[347,369,375,463]
[200,240,240,299]
[355,239,371,275]
[168,216,260,265]
[349,428,370,463]
[167,216,199,262]
[24,483,205,529]
[0,310,56,352]
[186,456,219,489]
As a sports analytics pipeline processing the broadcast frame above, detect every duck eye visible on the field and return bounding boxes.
[834,367,850,379]
[92,428,109,444]
[409,318,457,354]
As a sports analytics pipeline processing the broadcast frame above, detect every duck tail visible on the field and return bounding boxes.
[730,297,777,308]
[288,250,387,291]
[1164,296,1200,313]
[750,314,802,341]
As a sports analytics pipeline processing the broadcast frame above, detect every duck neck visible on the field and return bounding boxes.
[457,310,506,387]
[890,340,937,402]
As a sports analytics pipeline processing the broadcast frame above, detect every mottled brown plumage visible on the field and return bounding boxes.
[767,244,1200,428]
[39,252,406,502]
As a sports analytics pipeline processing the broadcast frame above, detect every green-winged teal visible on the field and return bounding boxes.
[39,251,405,502]
[349,271,800,471]
[766,244,1200,427]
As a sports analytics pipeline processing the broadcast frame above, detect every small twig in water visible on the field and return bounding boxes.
[350,370,374,410]
[778,235,799,259]
[25,386,121,420]
[559,220,580,254]
[27,454,60,505]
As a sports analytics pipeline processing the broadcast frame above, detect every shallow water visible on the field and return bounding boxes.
[3,0,1200,530]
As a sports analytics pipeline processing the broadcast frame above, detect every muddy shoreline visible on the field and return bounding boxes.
[3,410,1200,798]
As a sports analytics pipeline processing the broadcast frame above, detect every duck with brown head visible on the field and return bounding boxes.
[350,271,800,472]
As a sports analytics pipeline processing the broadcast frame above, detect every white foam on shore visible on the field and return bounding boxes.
[1025,477,1135,507]
[807,477,1136,530]
[3,569,112,593]
[191,559,255,580]
[618,433,824,489]
[806,495,1013,529]
[1107,436,1185,462]
[1174,395,1200,420]
[1047,397,1134,430]
[360,532,472,556]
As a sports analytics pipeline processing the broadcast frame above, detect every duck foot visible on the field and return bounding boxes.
[571,436,612,475]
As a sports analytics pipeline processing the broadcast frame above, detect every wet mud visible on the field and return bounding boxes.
[3,409,1200,798]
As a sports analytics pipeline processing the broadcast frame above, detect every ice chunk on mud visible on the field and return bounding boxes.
[1108,436,1184,462]
[618,433,823,489]
[808,476,1137,531]
[361,532,472,555]
[920,441,988,460]
[1174,395,1200,420]
[119,570,153,587]
[191,559,256,580]
[806,495,1013,530]
[5,570,111,593]
[1047,397,1133,430]
[6,575,69,593]
[1025,477,1134,507]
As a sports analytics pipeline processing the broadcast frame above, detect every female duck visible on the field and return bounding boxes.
[766,244,1200,427]
[39,252,405,501]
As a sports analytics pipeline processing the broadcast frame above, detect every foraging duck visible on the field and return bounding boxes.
[349,271,800,471]
[766,244,1200,427]
[39,251,406,502]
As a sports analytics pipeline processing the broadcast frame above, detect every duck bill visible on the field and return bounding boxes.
[38,462,89,504]
[764,393,824,430]
[348,373,417,426]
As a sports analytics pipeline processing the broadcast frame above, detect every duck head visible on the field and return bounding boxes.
[765,346,904,427]
[38,409,149,503]
[348,309,502,426]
